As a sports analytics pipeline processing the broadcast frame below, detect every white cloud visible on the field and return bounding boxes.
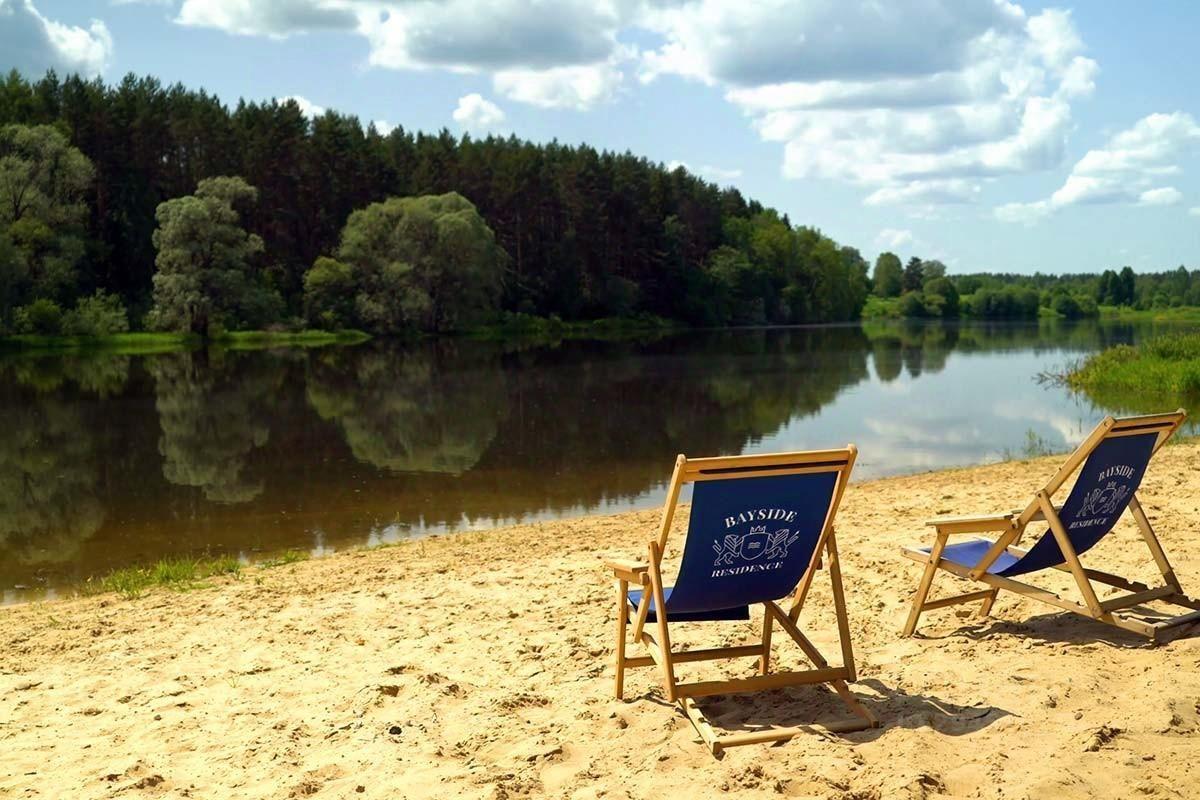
[372,119,395,136]
[996,111,1200,223]
[640,2,1096,206]
[876,228,915,250]
[493,61,622,110]
[452,93,505,132]
[1190,207,1200,218]
[278,94,325,119]
[0,0,113,77]
[864,179,979,206]
[1138,187,1183,206]
[665,160,742,182]
[177,0,632,110]
[176,0,356,37]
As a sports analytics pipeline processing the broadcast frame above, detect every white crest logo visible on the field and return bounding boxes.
[1077,481,1130,518]
[713,527,801,566]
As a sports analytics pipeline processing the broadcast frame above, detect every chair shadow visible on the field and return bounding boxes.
[925,608,1200,648]
[678,677,1012,751]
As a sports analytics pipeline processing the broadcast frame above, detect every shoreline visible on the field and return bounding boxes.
[0,448,1105,609]
[6,447,1200,797]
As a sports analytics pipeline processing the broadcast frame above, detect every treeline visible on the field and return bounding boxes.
[868,256,1199,321]
[0,69,870,335]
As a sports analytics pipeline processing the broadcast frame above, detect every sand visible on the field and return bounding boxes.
[4,445,1200,800]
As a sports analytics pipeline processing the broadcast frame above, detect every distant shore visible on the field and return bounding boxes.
[5,446,1200,798]
[6,309,1200,355]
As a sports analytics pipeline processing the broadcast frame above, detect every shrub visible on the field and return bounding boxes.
[898,291,927,318]
[63,290,130,336]
[13,298,64,334]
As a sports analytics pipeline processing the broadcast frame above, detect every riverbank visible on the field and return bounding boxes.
[5,447,1200,799]
[1066,331,1200,412]
[0,329,371,354]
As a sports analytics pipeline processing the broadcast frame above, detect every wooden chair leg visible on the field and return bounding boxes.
[979,588,1000,617]
[614,578,628,699]
[759,609,774,675]
[903,532,948,637]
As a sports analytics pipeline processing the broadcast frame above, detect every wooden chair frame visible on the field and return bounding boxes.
[902,411,1200,643]
[606,448,878,755]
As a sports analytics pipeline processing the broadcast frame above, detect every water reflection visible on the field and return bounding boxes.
[0,318,1192,599]
[307,343,506,475]
[152,351,282,503]
[0,378,104,567]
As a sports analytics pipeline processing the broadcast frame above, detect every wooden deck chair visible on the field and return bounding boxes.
[604,448,877,754]
[901,410,1200,643]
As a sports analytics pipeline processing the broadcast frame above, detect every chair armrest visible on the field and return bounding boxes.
[925,512,1016,534]
[604,558,650,584]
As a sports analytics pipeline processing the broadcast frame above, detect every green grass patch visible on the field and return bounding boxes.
[1096,305,1200,322]
[213,329,371,349]
[0,329,370,354]
[464,312,680,342]
[1065,332,1200,412]
[258,549,310,568]
[86,554,243,600]
[0,332,199,355]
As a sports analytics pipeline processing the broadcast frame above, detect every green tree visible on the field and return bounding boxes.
[921,260,947,283]
[307,192,506,334]
[922,276,959,318]
[872,252,902,298]
[148,176,281,334]
[1118,266,1136,307]
[902,257,924,293]
[0,124,93,319]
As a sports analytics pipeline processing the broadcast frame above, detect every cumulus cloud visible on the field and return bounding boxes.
[1138,187,1183,206]
[876,228,915,249]
[372,119,395,136]
[640,2,1097,205]
[176,0,356,37]
[452,93,505,132]
[0,0,113,77]
[278,94,325,119]
[493,60,623,110]
[177,0,630,109]
[665,160,742,182]
[996,112,1200,223]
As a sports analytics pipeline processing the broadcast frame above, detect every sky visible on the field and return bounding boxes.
[3,0,1199,275]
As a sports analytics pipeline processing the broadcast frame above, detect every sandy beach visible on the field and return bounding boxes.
[4,444,1200,800]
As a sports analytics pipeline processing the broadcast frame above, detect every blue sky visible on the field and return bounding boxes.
[4,0,1200,274]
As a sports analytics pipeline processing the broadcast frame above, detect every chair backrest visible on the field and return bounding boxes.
[999,411,1184,577]
[658,449,854,614]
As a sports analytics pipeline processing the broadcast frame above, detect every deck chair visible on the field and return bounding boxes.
[902,410,1200,643]
[604,448,877,754]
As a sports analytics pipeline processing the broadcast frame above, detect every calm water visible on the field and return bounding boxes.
[2,320,1194,602]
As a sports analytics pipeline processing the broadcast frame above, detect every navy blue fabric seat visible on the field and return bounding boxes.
[626,588,749,622]
[920,539,1020,575]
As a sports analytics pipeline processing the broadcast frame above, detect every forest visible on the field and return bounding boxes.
[1,69,1196,338]
[0,69,869,336]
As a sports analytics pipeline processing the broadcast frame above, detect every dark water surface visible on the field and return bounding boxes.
[3,320,1194,602]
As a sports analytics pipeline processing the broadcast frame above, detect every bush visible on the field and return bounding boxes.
[898,291,927,318]
[303,256,357,329]
[63,290,130,336]
[13,298,64,334]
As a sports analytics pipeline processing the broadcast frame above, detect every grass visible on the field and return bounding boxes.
[258,549,310,568]
[0,332,200,355]
[1065,331,1200,411]
[87,554,243,600]
[213,329,371,349]
[464,313,680,342]
[0,329,370,354]
[1097,305,1200,322]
